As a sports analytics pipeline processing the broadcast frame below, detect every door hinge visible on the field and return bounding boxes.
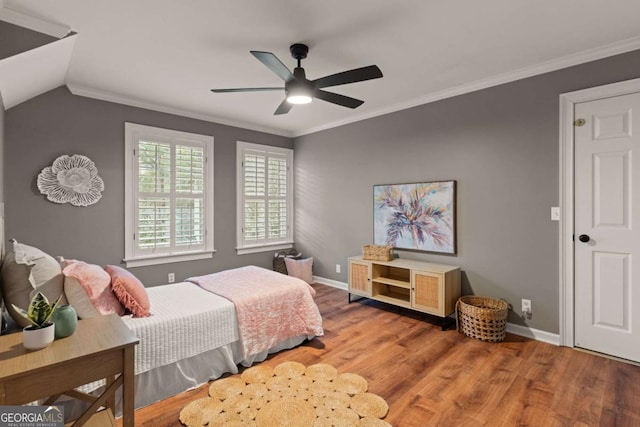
[574,118,586,127]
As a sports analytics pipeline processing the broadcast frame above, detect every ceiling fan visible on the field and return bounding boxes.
[211,43,383,115]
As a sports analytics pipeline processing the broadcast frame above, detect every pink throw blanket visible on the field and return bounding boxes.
[187,266,324,358]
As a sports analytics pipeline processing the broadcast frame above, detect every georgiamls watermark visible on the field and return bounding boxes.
[0,406,64,427]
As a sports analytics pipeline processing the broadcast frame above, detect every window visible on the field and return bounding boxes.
[124,123,214,267]
[237,141,293,254]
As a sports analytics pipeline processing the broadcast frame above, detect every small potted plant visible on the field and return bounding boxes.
[12,292,63,350]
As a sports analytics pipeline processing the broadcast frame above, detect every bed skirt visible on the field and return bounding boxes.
[60,334,311,420]
[122,333,311,411]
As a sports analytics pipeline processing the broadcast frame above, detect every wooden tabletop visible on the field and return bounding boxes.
[0,314,139,381]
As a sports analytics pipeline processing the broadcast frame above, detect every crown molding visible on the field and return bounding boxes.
[293,35,640,137]
[67,83,293,138]
[0,6,71,38]
[67,35,640,139]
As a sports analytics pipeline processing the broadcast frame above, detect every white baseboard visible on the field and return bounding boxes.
[312,275,348,290]
[505,323,560,346]
[312,275,560,346]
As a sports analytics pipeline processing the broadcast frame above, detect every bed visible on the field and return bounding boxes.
[0,241,323,417]
[69,265,324,416]
[119,265,324,410]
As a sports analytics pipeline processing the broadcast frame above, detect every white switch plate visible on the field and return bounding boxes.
[551,207,560,221]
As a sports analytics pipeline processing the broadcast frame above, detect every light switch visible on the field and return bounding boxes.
[551,207,560,221]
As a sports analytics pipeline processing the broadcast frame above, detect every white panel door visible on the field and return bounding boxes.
[574,92,640,362]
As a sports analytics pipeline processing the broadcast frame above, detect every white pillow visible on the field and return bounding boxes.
[284,257,314,284]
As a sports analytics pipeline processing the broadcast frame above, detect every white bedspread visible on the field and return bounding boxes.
[122,282,238,374]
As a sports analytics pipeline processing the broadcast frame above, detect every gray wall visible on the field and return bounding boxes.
[0,21,56,60]
[0,91,4,203]
[0,91,3,304]
[294,49,640,333]
[5,86,292,286]
[4,35,640,333]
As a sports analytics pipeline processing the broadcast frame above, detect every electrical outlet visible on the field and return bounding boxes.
[521,299,531,314]
[168,273,175,283]
[336,264,341,274]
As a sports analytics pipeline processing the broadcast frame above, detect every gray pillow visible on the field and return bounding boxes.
[1,239,64,328]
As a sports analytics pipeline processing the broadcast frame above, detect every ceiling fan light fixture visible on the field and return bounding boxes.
[286,84,312,104]
[286,93,312,105]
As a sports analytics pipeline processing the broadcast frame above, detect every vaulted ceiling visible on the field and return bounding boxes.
[2,0,640,136]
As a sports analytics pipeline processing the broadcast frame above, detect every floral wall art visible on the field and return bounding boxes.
[374,181,456,254]
[37,154,104,207]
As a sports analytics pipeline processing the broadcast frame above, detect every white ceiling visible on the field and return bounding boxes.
[4,0,640,137]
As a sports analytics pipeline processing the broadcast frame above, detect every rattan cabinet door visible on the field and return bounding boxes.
[349,260,372,297]
[411,271,444,316]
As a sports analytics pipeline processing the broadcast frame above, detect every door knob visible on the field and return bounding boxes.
[578,234,590,243]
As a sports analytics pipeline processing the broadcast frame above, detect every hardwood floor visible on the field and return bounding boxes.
[127,284,640,427]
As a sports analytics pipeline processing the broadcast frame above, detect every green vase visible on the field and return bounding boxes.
[53,305,78,339]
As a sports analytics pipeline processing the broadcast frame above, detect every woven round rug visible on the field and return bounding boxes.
[179,362,391,427]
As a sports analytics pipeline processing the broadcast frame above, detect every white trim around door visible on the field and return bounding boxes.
[559,77,640,348]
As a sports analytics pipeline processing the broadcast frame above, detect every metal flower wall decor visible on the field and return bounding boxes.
[37,154,104,207]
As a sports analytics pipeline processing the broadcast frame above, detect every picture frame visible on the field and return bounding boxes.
[373,180,457,254]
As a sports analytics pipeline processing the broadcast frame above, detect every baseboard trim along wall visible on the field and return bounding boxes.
[505,323,560,346]
[313,275,348,290]
[313,275,561,346]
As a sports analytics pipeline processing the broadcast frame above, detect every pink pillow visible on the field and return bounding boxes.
[284,257,314,284]
[105,265,150,317]
[63,261,125,318]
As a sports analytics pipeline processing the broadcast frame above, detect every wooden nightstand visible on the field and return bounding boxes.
[0,314,139,427]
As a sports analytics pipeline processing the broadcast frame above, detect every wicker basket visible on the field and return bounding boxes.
[273,249,301,274]
[456,295,509,342]
[362,245,394,261]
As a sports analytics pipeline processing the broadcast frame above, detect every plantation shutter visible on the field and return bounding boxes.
[136,139,207,255]
[241,147,290,247]
[267,155,288,239]
[175,144,205,248]
[125,123,214,267]
[138,140,172,251]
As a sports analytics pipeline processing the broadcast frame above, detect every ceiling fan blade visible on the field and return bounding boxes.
[314,90,364,109]
[274,99,293,115]
[211,87,283,93]
[312,65,383,89]
[251,51,294,82]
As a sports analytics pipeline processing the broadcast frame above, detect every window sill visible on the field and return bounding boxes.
[236,242,294,255]
[123,250,216,268]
